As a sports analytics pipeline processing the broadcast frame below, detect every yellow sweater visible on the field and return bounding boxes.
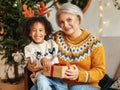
[54,29,106,88]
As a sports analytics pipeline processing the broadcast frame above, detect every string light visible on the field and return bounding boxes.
[103,20,109,26]
[98,0,103,37]
[105,2,110,6]
[99,5,103,11]
[98,0,110,37]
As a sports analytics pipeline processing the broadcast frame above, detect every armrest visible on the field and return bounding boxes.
[24,67,33,90]
[99,74,115,90]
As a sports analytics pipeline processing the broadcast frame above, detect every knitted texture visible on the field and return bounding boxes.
[55,29,106,88]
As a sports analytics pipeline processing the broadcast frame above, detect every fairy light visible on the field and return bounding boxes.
[98,28,103,33]
[98,0,103,37]
[99,5,103,10]
[106,2,110,6]
[98,0,111,37]
[99,13,103,17]
[103,20,109,26]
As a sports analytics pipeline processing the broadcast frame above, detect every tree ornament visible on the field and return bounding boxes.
[12,51,24,63]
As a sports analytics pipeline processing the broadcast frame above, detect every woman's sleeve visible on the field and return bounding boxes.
[77,43,106,83]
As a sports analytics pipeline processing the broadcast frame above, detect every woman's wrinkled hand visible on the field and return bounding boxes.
[41,57,52,72]
[64,64,79,80]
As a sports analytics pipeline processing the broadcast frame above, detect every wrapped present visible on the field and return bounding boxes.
[43,63,70,78]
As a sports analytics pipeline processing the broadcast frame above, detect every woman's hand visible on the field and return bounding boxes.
[41,57,52,71]
[64,64,79,80]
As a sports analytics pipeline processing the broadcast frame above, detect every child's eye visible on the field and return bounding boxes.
[39,29,43,32]
[31,29,36,32]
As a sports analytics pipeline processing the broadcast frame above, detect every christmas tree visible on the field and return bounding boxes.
[0,0,56,83]
[0,0,35,64]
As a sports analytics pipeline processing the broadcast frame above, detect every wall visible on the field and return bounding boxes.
[81,0,120,37]
[101,37,120,78]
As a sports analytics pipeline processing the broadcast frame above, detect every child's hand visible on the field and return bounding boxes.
[30,72,36,78]
[27,60,40,72]
[41,57,52,71]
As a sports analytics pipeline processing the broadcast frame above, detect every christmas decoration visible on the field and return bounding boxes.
[12,51,24,63]
[113,0,120,10]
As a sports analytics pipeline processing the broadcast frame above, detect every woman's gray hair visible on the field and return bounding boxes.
[56,2,83,25]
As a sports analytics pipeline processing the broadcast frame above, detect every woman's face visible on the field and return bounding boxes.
[29,22,46,44]
[58,12,81,36]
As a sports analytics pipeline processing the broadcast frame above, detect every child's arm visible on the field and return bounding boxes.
[50,40,59,64]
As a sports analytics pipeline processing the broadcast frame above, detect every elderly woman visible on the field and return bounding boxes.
[53,2,106,90]
[27,2,106,90]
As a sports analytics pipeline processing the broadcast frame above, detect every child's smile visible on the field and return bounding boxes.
[29,22,46,44]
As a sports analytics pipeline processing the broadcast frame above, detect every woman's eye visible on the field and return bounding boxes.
[59,21,64,25]
[67,18,72,22]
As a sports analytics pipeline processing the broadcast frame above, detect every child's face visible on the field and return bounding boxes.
[29,22,46,44]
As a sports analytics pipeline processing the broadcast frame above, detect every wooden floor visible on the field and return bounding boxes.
[0,80,24,90]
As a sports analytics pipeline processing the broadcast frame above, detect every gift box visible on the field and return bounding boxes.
[43,64,69,78]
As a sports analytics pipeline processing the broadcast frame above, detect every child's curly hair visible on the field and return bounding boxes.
[23,16,53,40]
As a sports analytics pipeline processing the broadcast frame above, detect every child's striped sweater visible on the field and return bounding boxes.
[54,29,106,88]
